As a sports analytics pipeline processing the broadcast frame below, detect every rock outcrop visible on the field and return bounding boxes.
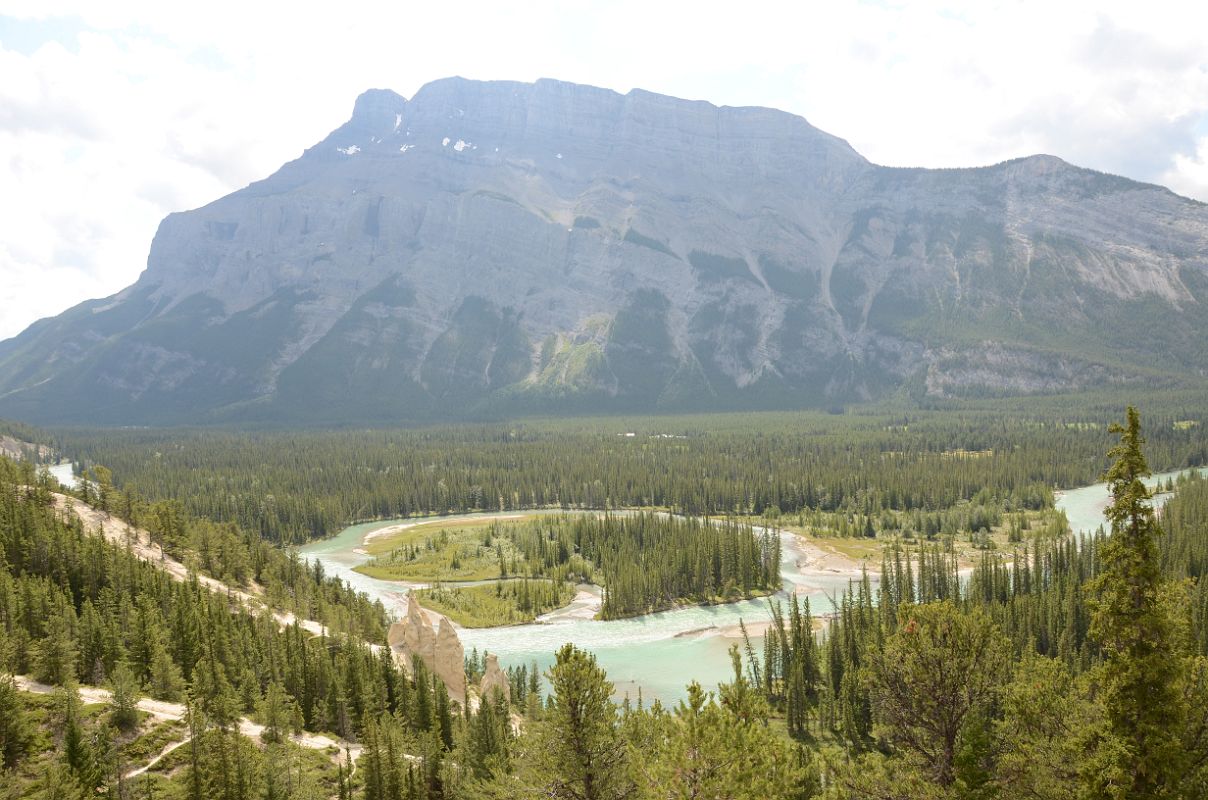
[479,653,511,705]
[387,591,467,703]
[2,76,1207,426]
[433,617,466,702]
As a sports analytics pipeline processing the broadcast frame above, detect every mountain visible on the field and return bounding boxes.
[3,77,1208,425]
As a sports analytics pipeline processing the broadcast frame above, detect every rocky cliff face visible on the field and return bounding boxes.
[2,77,1206,425]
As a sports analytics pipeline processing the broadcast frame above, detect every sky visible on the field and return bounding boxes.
[2,0,1208,340]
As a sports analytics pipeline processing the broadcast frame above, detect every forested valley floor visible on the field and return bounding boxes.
[3,399,1208,798]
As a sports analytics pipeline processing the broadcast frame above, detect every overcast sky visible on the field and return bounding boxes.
[2,0,1208,339]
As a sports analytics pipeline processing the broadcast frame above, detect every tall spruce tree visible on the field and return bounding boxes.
[1088,406,1186,799]
[108,661,141,732]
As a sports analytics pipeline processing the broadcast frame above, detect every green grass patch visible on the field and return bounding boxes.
[416,579,577,627]
[363,515,535,556]
[357,517,538,581]
[118,716,188,765]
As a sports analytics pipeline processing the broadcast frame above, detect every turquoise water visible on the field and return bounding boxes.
[298,511,860,703]
[1055,466,1207,538]
[299,466,1206,703]
[45,462,77,489]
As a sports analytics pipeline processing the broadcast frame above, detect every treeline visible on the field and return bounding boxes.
[0,419,47,450]
[6,407,1208,798]
[1158,469,1208,651]
[752,493,1208,750]
[369,513,780,619]
[1,449,808,800]
[795,487,1057,542]
[415,580,576,628]
[52,406,1208,544]
[571,513,781,619]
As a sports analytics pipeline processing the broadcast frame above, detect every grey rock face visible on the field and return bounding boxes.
[2,77,1207,425]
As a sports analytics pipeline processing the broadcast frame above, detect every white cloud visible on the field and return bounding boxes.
[1163,138,1208,201]
[1,0,1207,338]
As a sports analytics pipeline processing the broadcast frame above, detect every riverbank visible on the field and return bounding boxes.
[350,510,817,629]
[297,506,874,703]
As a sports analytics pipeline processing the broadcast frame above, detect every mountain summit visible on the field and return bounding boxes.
[3,77,1207,425]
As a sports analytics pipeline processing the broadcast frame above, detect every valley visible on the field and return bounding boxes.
[4,401,1208,798]
[3,55,1208,800]
[297,462,1203,704]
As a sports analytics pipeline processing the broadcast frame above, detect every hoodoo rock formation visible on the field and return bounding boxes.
[387,591,467,703]
[479,653,511,704]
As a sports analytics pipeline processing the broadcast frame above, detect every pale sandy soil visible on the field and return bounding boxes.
[15,493,442,775]
[363,523,412,544]
[717,613,834,640]
[536,588,603,622]
[717,620,773,639]
[125,737,190,778]
[790,534,868,576]
[0,435,52,461]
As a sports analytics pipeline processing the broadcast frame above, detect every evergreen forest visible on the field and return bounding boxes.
[2,402,1208,798]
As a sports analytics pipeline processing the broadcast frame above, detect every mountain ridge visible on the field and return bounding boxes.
[2,76,1206,425]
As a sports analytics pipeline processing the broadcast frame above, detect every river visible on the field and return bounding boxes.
[45,462,78,489]
[1056,465,1206,538]
[299,465,1206,703]
[299,511,861,702]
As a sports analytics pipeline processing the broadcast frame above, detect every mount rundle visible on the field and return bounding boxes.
[3,77,1207,424]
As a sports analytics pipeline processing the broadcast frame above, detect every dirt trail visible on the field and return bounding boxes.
[14,676,361,775]
[32,493,380,775]
[53,493,330,639]
[11,495,380,778]
[125,737,191,779]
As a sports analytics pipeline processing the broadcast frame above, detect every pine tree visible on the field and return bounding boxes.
[359,714,385,800]
[33,607,77,685]
[435,677,454,750]
[0,672,31,769]
[468,689,510,780]
[526,643,633,800]
[1087,407,1187,799]
[865,601,1010,787]
[146,625,185,702]
[61,683,105,795]
[412,657,433,733]
[257,681,301,745]
[632,673,811,800]
[109,661,141,732]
